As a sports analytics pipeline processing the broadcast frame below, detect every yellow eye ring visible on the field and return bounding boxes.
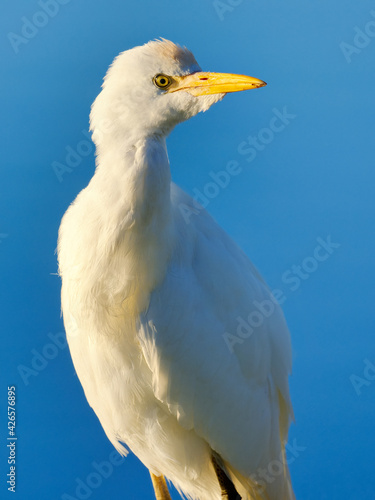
[153,74,172,89]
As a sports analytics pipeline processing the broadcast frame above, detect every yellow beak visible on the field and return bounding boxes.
[168,72,266,96]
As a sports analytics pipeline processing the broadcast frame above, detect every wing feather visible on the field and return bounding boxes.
[137,183,293,497]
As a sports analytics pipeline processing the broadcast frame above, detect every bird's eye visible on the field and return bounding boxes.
[153,74,172,89]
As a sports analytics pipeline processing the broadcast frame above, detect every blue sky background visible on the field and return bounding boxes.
[1,0,375,499]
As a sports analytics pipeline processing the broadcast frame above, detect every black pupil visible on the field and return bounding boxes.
[160,78,166,85]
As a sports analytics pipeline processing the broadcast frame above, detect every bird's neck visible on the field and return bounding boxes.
[61,133,174,322]
[93,133,172,227]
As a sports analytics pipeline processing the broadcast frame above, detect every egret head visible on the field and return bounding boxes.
[90,39,266,145]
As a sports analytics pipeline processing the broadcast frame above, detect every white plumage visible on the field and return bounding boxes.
[58,39,295,500]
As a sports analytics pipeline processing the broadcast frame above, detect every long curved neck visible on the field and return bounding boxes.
[91,133,172,232]
[78,132,174,321]
[58,132,175,335]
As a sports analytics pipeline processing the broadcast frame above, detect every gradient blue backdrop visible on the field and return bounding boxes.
[1,1,375,499]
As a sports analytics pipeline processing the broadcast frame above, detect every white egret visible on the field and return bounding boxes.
[58,39,295,500]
